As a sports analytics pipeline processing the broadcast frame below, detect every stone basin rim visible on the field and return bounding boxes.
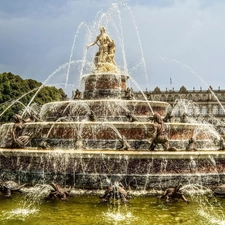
[0,148,224,159]
[41,99,169,105]
[1,121,213,127]
[81,72,130,78]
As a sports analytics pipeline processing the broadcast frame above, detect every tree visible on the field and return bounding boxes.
[0,72,66,122]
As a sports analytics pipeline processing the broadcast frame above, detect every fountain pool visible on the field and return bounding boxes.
[1,194,225,225]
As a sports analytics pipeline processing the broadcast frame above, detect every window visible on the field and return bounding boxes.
[188,94,192,100]
[201,105,207,116]
[195,94,200,101]
[195,106,200,115]
[212,105,218,115]
[160,95,166,101]
[202,94,207,101]
[168,95,173,101]
[220,106,225,115]
[220,94,225,101]
[188,106,193,116]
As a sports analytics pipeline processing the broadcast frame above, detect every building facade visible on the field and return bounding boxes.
[136,86,225,119]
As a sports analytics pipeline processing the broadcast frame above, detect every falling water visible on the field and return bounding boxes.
[103,204,135,224]
[65,22,88,88]
[1,207,37,222]
[22,59,85,116]
[0,184,52,222]
[0,87,39,118]
[122,2,149,90]
[171,98,221,147]
[100,123,123,139]
[111,3,128,74]
[22,62,71,116]
[128,76,154,114]
[62,101,90,117]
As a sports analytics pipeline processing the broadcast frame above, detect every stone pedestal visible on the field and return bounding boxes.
[82,73,129,99]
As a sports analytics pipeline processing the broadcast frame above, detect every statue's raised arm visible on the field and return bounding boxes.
[87,36,100,49]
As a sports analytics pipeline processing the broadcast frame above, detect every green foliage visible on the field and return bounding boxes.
[0,72,66,122]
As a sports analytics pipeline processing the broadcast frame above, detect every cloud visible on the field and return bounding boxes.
[0,0,225,96]
[130,0,225,90]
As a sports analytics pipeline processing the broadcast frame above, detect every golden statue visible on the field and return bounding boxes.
[87,26,118,72]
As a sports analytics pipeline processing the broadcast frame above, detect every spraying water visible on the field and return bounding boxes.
[128,76,154,114]
[0,87,39,118]
[150,56,225,114]
[22,62,72,116]
[65,22,88,88]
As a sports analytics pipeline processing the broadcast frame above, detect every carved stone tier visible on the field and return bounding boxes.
[39,100,169,121]
[0,122,215,150]
[81,73,129,99]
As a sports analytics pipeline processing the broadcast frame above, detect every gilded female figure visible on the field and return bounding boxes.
[87,26,116,66]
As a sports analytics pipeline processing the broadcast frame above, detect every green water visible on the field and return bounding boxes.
[0,194,225,225]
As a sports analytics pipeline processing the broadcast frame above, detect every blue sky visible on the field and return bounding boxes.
[1,0,225,96]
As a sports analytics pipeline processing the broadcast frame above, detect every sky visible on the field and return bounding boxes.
[0,0,225,97]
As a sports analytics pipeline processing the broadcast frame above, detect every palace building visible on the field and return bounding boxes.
[135,86,225,119]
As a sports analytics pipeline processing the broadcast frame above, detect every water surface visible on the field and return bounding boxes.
[0,194,225,225]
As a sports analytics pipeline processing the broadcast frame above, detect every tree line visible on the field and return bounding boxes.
[0,72,66,122]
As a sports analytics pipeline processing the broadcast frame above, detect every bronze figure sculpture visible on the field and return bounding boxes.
[125,111,139,122]
[149,113,176,151]
[47,182,71,201]
[186,138,197,151]
[4,114,32,148]
[100,182,130,203]
[158,183,190,204]
[118,135,131,150]
[0,180,26,198]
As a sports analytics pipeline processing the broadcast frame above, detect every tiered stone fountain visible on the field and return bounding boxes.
[0,26,224,190]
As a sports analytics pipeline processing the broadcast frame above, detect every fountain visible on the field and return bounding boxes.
[0,8,225,193]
